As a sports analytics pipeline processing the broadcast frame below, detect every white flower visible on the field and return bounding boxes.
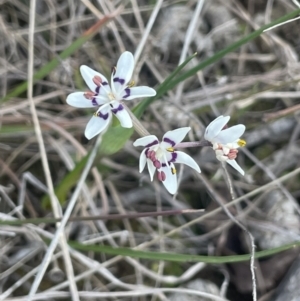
[204,115,246,175]
[67,51,156,139]
[133,127,201,194]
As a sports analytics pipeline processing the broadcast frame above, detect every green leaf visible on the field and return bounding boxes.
[98,125,134,156]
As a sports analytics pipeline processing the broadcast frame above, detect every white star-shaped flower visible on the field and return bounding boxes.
[67,51,156,139]
[133,127,201,194]
[204,115,246,175]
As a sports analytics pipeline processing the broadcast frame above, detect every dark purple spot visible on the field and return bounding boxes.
[97,111,109,120]
[92,98,98,106]
[123,88,131,99]
[170,152,177,163]
[145,140,159,148]
[111,104,124,114]
[163,137,176,147]
[113,77,125,85]
[161,152,177,167]
[95,82,108,94]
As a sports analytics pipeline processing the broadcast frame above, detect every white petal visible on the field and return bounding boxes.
[66,92,96,108]
[110,102,132,128]
[66,92,107,108]
[80,65,111,94]
[216,125,246,144]
[175,151,201,173]
[139,148,147,173]
[122,86,156,100]
[84,106,111,140]
[161,127,191,148]
[226,159,245,175]
[113,51,134,94]
[133,135,159,147]
[147,159,156,181]
[161,164,178,194]
[204,116,230,142]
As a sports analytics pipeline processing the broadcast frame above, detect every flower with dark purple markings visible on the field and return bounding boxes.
[204,115,246,175]
[66,51,156,139]
[133,127,201,194]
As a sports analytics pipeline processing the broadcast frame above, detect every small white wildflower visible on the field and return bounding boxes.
[133,127,201,194]
[205,115,246,175]
[67,51,156,139]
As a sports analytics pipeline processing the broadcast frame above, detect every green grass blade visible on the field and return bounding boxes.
[162,8,300,92]
[67,240,300,264]
[42,151,89,208]
[1,15,116,103]
[133,53,197,118]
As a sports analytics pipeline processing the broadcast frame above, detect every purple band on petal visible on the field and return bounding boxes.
[163,137,176,147]
[95,81,108,93]
[96,111,109,120]
[123,88,131,99]
[162,152,177,167]
[113,77,125,85]
[145,140,159,148]
[111,104,124,114]
[92,98,98,106]
[170,152,177,162]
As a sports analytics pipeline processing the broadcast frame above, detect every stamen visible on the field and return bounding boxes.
[128,80,135,87]
[171,167,176,175]
[112,66,116,75]
[157,171,166,181]
[166,147,174,152]
[153,160,161,169]
[227,152,237,160]
[92,75,102,86]
[84,91,95,99]
[149,151,155,161]
[237,139,246,147]
[146,150,152,159]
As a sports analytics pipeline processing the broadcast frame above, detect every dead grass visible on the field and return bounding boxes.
[1,0,300,300]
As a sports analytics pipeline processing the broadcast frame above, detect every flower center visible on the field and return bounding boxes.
[155,147,164,160]
[107,92,116,101]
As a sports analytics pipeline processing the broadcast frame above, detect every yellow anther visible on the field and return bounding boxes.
[128,80,135,87]
[171,167,176,175]
[237,139,246,147]
[166,147,174,152]
[93,112,98,117]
